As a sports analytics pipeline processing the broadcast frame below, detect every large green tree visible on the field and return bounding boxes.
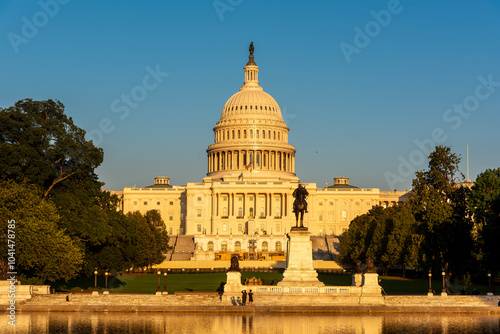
[408,146,473,280]
[0,99,150,276]
[126,210,171,269]
[0,181,84,281]
[468,168,500,276]
[0,99,103,198]
[339,205,419,274]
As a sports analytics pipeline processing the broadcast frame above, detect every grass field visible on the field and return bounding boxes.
[52,272,489,295]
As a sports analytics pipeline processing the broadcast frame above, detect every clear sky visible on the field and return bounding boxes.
[1,0,499,191]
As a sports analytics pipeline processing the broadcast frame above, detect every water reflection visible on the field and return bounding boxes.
[3,312,500,334]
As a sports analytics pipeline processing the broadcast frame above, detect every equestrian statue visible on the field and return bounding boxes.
[292,184,308,228]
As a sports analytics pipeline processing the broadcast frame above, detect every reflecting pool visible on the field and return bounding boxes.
[3,312,500,334]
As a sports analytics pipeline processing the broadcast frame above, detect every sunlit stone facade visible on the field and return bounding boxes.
[110,47,408,255]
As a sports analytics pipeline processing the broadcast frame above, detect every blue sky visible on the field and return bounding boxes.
[1,0,499,191]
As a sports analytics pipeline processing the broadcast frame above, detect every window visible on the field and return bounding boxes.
[238,224,242,232]
[169,227,173,235]
[234,241,241,252]
[169,214,173,221]
[329,213,334,221]
[319,214,323,221]
[144,201,148,205]
[238,207,243,217]
[260,223,264,232]
[133,201,137,205]
[222,223,227,232]
[207,241,214,251]
[275,197,280,201]
[170,201,173,205]
[221,241,227,252]
[197,209,202,217]
[275,241,282,252]
[157,201,160,205]
[262,241,268,252]
[223,207,228,217]
[330,202,334,206]
[249,197,254,201]
[249,207,254,217]
[197,224,202,232]
[180,213,184,220]
[275,207,280,217]
[276,224,280,232]
[260,207,265,218]
[319,202,323,206]
[223,197,227,201]
[238,197,242,201]
[198,197,202,201]
[342,210,347,221]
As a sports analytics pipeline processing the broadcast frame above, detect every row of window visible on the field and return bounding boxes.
[207,240,282,252]
[318,201,369,206]
[214,128,286,142]
[220,207,281,217]
[318,210,348,221]
[133,201,176,206]
[225,105,277,113]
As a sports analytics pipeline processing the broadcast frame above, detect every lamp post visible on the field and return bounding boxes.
[156,270,161,295]
[104,270,109,294]
[441,269,447,296]
[428,269,433,296]
[163,272,168,295]
[93,268,99,295]
[487,273,493,296]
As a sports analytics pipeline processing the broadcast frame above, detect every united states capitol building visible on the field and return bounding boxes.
[111,45,408,261]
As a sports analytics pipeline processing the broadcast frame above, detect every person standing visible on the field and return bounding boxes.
[241,290,247,306]
[248,289,254,306]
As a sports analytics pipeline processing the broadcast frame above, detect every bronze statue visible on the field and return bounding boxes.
[249,42,254,55]
[292,184,308,228]
[228,254,240,272]
[354,260,363,274]
[365,258,377,273]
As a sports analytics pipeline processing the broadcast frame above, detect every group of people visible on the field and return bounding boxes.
[241,289,253,306]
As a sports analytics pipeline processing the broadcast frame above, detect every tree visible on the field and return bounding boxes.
[468,168,500,276]
[126,210,171,269]
[0,181,83,282]
[0,99,142,276]
[0,99,103,198]
[339,205,419,274]
[408,146,473,280]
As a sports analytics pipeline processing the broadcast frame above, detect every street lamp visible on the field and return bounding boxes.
[441,269,446,295]
[487,273,493,296]
[93,268,99,295]
[94,269,98,291]
[163,272,168,294]
[156,270,161,295]
[428,269,433,295]
[104,270,109,294]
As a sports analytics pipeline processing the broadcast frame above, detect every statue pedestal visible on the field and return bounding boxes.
[361,272,381,295]
[278,228,324,286]
[224,271,243,304]
[352,273,362,287]
[224,271,242,293]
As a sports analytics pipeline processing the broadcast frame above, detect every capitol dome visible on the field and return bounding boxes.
[206,43,297,181]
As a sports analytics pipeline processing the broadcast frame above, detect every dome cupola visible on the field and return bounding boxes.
[206,43,297,181]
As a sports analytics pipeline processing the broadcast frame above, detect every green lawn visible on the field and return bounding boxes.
[51,272,489,295]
